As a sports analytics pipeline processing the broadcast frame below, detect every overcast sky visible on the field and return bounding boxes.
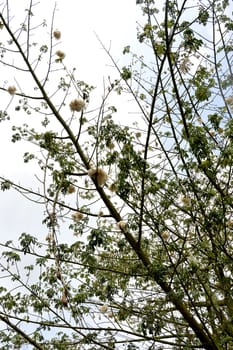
[53,0,141,86]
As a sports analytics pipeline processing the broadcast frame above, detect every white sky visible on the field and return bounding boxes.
[55,0,140,82]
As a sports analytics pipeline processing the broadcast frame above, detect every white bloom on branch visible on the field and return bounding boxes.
[98,304,108,313]
[161,231,170,241]
[66,184,76,194]
[69,99,85,112]
[53,29,61,40]
[117,220,127,230]
[88,168,108,187]
[180,195,191,206]
[72,212,84,221]
[7,86,17,95]
[55,50,65,60]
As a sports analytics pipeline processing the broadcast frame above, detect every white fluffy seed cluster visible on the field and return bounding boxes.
[53,29,61,40]
[88,168,108,187]
[7,86,17,95]
[117,221,127,230]
[72,212,84,221]
[55,50,65,60]
[66,184,76,194]
[98,304,108,313]
[69,99,85,112]
[161,231,170,240]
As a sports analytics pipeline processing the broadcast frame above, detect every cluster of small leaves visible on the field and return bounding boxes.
[0,110,9,122]
[0,180,11,191]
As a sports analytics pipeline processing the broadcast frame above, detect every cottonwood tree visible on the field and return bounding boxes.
[0,0,233,349]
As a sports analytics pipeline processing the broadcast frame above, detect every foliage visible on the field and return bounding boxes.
[0,0,233,349]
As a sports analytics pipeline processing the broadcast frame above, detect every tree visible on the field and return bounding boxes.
[0,0,233,349]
